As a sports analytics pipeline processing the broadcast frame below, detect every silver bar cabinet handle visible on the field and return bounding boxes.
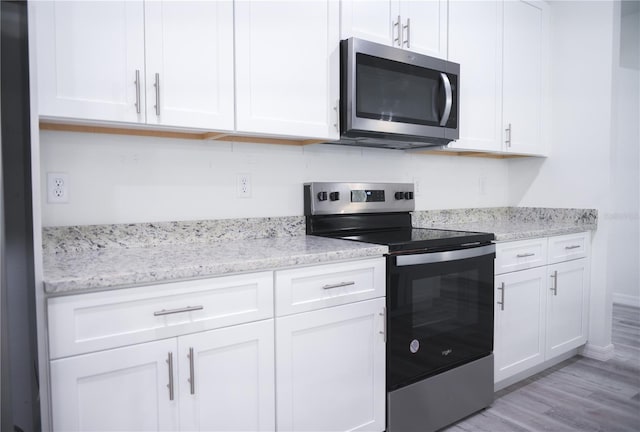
[505,123,512,147]
[497,282,505,311]
[188,347,195,395]
[439,73,452,127]
[167,352,174,401]
[323,281,355,290]
[550,270,558,296]
[134,69,141,114]
[403,18,411,48]
[565,245,581,250]
[154,72,160,116]
[393,15,401,46]
[379,308,386,343]
[154,305,204,316]
[516,253,535,258]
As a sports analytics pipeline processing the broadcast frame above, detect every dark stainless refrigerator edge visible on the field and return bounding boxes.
[1,1,42,431]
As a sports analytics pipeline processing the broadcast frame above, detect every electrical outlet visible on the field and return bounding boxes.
[413,178,421,196]
[237,173,251,198]
[47,172,69,203]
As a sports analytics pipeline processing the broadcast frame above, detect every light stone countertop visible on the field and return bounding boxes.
[412,207,597,242]
[43,235,388,295]
[42,207,597,295]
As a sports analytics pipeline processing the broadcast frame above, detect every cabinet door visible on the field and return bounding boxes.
[144,1,234,130]
[235,0,340,139]
[399,0,447,58]
[340,0,398,47]
[494,267,546,383]
[177,320,275,432]
[50,339,178,431]
[276,298,386,432]
[503,0,545,155]
[546,258,589,357]
[448,0,503,152]
[34,1,145,123]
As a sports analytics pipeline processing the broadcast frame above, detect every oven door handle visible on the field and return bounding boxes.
[395,244,496,266]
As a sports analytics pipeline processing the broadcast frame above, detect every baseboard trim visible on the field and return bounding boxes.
[580,343,615,361]
[613,293,640,308]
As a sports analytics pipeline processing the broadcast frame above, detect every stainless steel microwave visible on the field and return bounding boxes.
[337,38,459,150]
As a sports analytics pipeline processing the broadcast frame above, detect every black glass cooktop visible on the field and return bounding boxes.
[328,228,495,253]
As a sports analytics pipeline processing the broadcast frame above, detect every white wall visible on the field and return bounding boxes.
[39,130,509,226]
[610,1,640,307]
[507,1,618,354]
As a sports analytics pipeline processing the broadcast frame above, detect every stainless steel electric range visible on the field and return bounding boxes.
[304,182,496,432]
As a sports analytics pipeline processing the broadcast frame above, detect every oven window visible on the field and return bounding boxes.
[411,270,480,333]
[355,53,443,126]
[387,252,494,390]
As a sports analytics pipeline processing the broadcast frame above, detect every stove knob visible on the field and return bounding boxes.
[317,191,328,201]
[329,191,340,201]
[395,192,404,200]
[404,192,414,200]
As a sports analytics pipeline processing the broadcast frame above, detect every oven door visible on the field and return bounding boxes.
[387,245,495,391]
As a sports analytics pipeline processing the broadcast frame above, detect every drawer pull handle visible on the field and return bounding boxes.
[322,281,355,290]
[516,253,535,258]
[565,245,581,250]
[154,305,204,316]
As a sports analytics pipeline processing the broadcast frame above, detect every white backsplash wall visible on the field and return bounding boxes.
[39,130,509,227]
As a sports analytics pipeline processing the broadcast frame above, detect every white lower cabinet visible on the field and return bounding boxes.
[50,338,179,431]
[48,258,386,431]
[50,320,275,432]
[546,259,589,357]
[493,232,590,385]
[276,298,386,432]
[494,267,546,382]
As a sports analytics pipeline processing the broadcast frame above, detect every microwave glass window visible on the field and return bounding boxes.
[356,53,444,126]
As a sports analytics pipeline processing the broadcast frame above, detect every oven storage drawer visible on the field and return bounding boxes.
[275,257,385,316]
[548,232,588,264]
[48,271,274,359]
[495,238,547,274]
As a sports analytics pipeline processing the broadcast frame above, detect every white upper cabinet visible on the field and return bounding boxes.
[235,0,340,139]
[448,0,503,152]
[341,0,396,46]
[34,0,234,131]
[397,0,447,58]
[144,1,234,130]
[503,0,546,155]
[341,0,447,59]
[34,1,145,123]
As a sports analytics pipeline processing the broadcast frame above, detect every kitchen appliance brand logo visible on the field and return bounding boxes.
[442,349,453,356]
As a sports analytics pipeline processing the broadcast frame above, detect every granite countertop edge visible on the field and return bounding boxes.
[43,236,389,295]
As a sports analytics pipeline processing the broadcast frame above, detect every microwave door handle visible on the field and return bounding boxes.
[439,73,453,127]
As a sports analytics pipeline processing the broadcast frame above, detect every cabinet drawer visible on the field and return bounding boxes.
[495,238,547,274]
[275,258,385,316]
[548,232,589,264]
[48,271,274,359]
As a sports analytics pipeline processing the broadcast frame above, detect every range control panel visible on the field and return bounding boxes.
[304,182,415,215]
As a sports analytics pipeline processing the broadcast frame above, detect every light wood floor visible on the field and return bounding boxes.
[444,304,640,432]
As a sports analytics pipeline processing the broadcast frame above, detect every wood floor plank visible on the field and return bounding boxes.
[442,304,640,431]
